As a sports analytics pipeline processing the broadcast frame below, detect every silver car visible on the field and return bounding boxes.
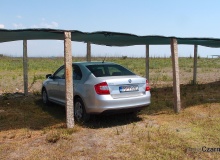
[42,62,151,122]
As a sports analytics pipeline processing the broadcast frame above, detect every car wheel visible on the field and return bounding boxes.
[74,98,90,123]
[42,88,50,105]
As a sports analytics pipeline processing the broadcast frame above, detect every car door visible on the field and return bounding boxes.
[59,65,83,104]
[47,66,65,103]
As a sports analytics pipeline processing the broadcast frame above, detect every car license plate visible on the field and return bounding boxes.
[119,85,139,92]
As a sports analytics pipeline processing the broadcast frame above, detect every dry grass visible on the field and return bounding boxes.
[0,57,220,159]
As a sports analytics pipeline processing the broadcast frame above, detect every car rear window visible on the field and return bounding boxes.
[86,64,135,77]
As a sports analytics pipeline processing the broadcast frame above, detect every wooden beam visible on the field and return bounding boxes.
[193,45,198,85]
[64,32,74,128]
[86,42,91,62]
[23,40,28,96]
[145,45,150,80]
[170,38,181,113]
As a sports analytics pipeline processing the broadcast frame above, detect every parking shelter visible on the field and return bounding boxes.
[1,29,220,128]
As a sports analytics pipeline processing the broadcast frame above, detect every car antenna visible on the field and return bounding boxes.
[102,54,107,63]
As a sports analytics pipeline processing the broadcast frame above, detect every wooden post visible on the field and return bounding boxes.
[145,45,150,81]
[87,42,91,62]
[23,40,28,96]
[64,32,74,128]
[170,38,181,113]
[193,45,198,85]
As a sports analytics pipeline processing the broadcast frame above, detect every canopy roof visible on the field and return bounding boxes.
[1,28,220,48]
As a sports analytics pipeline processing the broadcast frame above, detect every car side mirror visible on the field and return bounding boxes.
[46,74,53,79]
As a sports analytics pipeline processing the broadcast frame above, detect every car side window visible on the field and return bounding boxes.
[53,68,65,79]
[73,65,82,80]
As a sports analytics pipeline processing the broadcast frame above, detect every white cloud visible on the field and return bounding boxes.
[0,24,4,28]
[51,22,58,28]
[16,15,22,19]
[42,21,58,28]
[13,23,25,29]
[31,21,59,29]
[12,20,59,29]
[31,24,38,28]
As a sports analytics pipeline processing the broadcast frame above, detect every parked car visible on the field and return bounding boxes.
[42,62,151,122]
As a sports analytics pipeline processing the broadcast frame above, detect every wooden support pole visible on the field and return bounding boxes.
[64,32,74,128]
[23,40,28,96]
[145,45,150,81]
[170,38,181,113]
[86,42,91,62]
[193,45,198,85]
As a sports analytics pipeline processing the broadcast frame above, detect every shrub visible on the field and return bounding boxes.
[46,131,60,143]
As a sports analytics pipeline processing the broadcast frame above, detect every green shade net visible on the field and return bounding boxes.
[1,29,220,48]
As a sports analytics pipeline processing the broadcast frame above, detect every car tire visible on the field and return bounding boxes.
[42,88,51,105]
[74,98,90,123]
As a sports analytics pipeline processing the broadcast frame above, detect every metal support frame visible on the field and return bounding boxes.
[193,45,198,85]
[145,45,150,80]
[23,40,28,96]
[170,38,181,113]
[64,32,74,128]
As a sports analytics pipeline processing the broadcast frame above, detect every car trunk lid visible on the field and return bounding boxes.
[98,76,146,99]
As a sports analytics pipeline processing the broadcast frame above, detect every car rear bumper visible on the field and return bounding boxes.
[84,91,151,114]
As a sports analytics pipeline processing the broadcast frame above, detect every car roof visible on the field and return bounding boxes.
[73,61,117,66]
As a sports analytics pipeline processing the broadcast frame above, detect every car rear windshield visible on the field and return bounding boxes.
[86,64,135,77]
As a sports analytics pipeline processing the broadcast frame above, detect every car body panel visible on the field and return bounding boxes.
[42,61,151,114]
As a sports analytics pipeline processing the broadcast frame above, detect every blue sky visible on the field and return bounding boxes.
[1,0,220,57]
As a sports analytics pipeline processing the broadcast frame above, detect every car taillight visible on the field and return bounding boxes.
[94,82,110,95]
[146,80,150,91]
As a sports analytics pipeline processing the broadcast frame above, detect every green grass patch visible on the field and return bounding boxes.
[0,56,220,159]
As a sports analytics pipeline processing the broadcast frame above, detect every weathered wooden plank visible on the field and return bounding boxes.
[145,45,150,81]
[87,42,91,62]
[170,38,181,113]
[193,45,198,85]
[23,40,28,96]
[64,32,74,128]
